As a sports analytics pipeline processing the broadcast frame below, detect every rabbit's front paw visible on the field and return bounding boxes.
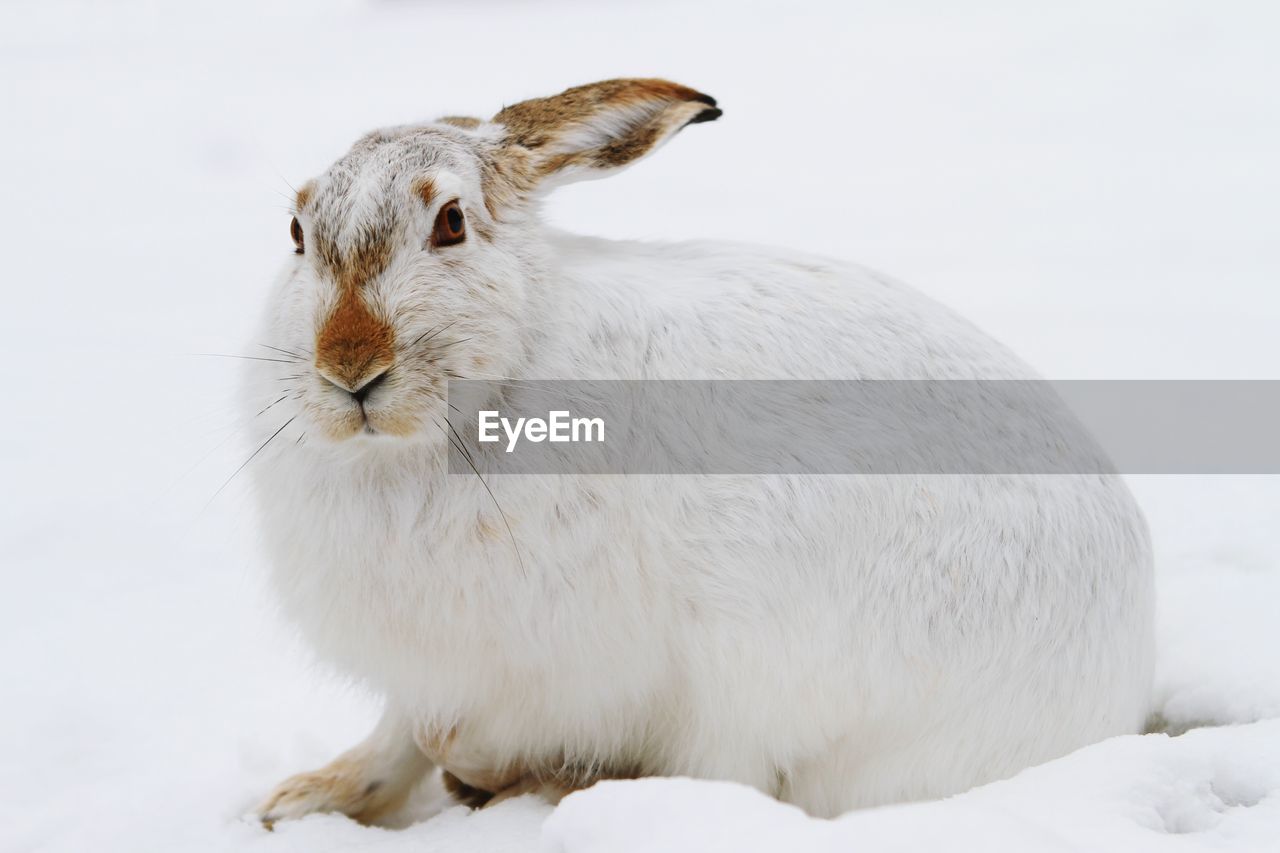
[256,759,399,828]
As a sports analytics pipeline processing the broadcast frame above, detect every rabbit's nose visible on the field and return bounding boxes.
[351,368,389,403]
[315,288,396,393]
[318,365,390,403]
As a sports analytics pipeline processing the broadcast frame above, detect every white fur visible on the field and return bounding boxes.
[245,115,1154,819]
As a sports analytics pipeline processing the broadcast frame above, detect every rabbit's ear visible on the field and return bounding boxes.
[492,79,720,190]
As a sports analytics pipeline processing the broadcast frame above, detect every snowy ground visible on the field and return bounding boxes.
[2,1,1279,851]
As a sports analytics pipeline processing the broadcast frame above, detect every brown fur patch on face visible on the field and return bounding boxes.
[315,226,394,294]
[312,216,396,391]
[315,287,394,390]
[412,176,436,209]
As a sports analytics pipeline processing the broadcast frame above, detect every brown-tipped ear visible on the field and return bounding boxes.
[492,78,720,188]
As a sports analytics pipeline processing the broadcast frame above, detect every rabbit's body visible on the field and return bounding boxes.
[248,80,1153,824]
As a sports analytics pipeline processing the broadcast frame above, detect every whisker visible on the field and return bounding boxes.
[195,353,300,364]
[205,415,297,509]
[436,417,526,578]
[156,425,244,504]
[421,336,473,352]
[258,343,311,360]
[408,320,459,352]
[256,392,292,417]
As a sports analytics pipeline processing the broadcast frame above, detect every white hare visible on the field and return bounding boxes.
[246,79,1153,824]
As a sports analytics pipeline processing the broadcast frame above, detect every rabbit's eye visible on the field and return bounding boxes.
[432,200,466,248]
[290,216,305,254]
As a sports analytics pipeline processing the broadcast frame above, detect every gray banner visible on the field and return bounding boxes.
[444,380,1280,475]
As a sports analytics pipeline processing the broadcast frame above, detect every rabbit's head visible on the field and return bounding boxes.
[259,78,719,444]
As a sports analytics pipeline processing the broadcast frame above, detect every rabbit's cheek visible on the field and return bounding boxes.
[304,395,365,441]
[359,379,446,440]
[364,406,420,439]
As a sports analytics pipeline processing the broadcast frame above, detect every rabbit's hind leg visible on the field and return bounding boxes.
[441,769,495,808]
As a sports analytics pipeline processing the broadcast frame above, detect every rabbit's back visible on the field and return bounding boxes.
[540,234,1030,381]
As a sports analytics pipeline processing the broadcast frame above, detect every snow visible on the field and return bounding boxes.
[546,721,1280,852]
[1,1,1278,851]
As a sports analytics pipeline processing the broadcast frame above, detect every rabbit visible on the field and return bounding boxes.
[245,79,1154,824]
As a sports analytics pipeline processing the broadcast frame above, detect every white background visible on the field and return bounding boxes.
[2,1,1278,850]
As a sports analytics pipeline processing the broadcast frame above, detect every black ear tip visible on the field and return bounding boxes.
[687,106,723,126]
[692,92,718,108]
